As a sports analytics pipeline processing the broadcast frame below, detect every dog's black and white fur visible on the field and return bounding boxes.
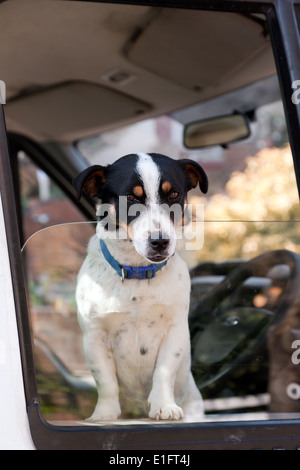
[73,152,208,421]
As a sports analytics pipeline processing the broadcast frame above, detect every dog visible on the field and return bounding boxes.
[73,152,208,421]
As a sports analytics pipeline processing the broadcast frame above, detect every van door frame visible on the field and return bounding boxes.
[2,0,300,449]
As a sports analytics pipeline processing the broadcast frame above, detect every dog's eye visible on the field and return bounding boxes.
[168,191,179,200]
[127,194,137,202]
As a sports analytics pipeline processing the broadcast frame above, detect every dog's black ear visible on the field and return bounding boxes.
[179,159,208,194]
[72,165,107,200]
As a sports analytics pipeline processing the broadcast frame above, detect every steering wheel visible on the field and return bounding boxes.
[189,249,300,396]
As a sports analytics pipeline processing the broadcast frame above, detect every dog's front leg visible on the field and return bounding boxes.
[83,329,121,421]
[148,322,189,421]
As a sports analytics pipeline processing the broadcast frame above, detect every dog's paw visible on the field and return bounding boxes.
[86,399,121,422]
[149,403,184,421]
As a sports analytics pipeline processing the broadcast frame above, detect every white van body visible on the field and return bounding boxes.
[0,197,34,449]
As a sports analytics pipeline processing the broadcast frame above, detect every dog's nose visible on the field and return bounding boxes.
[150,236,169,252]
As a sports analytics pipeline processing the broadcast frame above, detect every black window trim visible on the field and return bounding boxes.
[8,133,95,223]
[1,0,300,450]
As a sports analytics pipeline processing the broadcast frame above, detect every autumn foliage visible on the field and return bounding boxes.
[191,145,300,263]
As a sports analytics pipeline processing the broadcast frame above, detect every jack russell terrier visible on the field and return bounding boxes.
[73,152,208,421]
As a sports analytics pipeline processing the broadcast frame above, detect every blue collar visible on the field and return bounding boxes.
[99,239,169,281]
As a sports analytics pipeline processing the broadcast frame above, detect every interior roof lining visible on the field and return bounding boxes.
[1,1,275,142]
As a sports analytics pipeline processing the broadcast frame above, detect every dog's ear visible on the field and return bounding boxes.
[179,159,208,194]
[72,165,107,200]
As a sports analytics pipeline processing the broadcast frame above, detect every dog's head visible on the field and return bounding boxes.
[73,153,208,263]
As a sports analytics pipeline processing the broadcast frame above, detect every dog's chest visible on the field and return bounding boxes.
[101,305,170,405]
[102,304,169,362]
[77,243,190,317]
[101,305,173,413]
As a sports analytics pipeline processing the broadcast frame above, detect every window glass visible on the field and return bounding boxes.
[19,153,96,421]
[18,151,88,241]
[21,95,300,424]
[22,223,96,422]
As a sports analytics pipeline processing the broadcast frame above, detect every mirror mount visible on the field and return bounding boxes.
[184,111,251,149]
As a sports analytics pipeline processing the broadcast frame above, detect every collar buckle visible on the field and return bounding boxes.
[121,264,156,280]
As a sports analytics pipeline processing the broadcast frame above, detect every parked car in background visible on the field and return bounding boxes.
[2,0,300,449]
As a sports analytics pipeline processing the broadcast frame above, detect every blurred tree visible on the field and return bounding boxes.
[190,145,300,263]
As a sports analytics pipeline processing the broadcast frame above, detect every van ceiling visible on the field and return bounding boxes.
[1,0,275,143]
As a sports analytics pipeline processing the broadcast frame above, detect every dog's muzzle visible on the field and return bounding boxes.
[146,232,171,262]
[149,237,170,252]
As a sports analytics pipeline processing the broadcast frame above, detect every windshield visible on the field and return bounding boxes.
[20,94,300,424]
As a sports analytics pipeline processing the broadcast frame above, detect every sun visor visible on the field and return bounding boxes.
[126,10,267,92]
[5,81,151,142]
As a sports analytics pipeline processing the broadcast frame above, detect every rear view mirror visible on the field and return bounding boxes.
[184,112,250,149]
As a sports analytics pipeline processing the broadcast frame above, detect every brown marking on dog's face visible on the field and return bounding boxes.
[133,185,144,198]
[162,181,172,193]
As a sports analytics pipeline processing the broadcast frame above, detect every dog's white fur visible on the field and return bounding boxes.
[75,154,204,421]
[127,153,177,261]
